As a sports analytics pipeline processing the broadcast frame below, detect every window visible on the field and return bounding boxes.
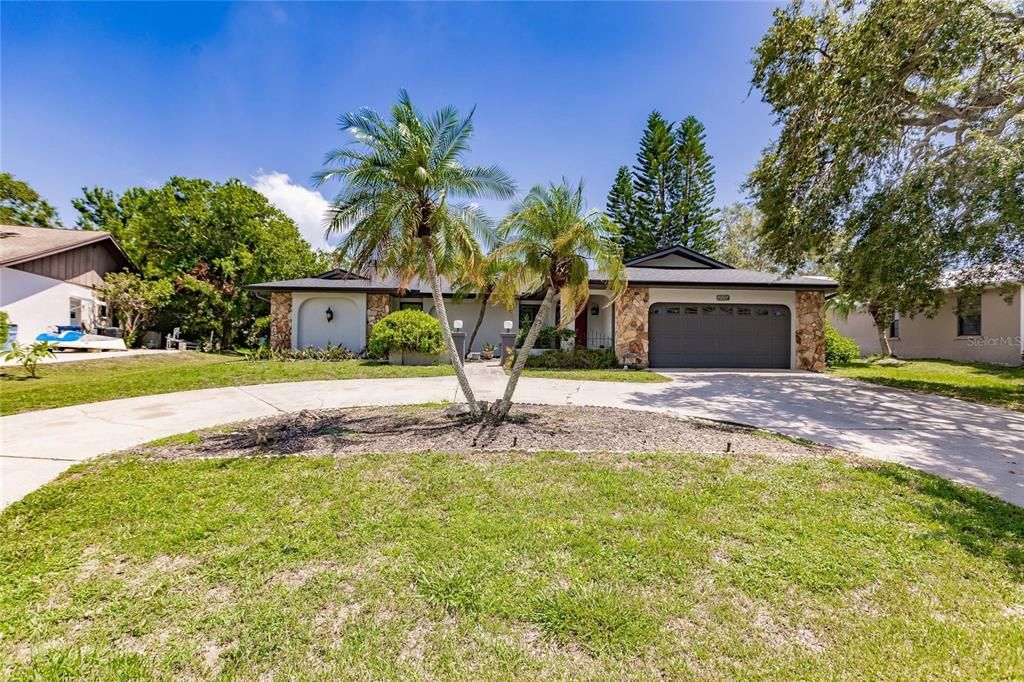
[666,307,680,315]
[399,301,423,311]
[519,304,540,329]
[957,294,982,336]
[889,312,900,339]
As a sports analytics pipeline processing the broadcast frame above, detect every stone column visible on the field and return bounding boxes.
[614,287,650,367]
[269,292,292,351]
[366,293,391,340]
[795,290,826,372]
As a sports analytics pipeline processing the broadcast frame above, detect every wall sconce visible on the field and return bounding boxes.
[590,304,599,316]
[503,320,513,332]
[325,307,334,322]
[453,319,463,331]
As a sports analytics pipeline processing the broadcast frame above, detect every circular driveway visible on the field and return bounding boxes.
[3,370,1022,508]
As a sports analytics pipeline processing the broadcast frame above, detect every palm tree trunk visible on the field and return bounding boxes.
[421,241,481,418]
[467,288,492,352]
[493,286,557,420]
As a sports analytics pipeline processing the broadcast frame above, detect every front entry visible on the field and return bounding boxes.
[648,303,791,368]
[574,309,588,347]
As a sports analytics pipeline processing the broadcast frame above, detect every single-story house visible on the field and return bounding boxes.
[0,224,133,343]
[248,245,838,371]
[830,275,1023,366]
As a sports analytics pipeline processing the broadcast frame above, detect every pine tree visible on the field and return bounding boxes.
[632,112,677,250]
[606,165,654,259]
[672,116,719,253]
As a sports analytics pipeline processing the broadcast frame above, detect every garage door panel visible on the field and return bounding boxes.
[648,303,790,368]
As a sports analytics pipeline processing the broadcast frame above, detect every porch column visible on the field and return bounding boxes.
[614,287,650,367]
[795,290,826,372]
[269,292,292,351]
[366,293,391,340]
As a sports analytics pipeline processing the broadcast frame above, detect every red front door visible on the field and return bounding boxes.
[574,308,588,348]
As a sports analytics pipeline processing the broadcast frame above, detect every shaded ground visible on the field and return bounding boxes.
[831,358,1024,413]
[136,404,843,462]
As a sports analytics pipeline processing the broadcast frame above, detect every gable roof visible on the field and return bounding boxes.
[624,245,734,270]
[592,266,836,290]
[0,224,133,269]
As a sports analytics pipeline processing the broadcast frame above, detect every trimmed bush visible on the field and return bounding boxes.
[825,321,860,366]
[515,325,575,349]
[0,311,9,346]
[523,348,618,370]
[367,309,444,359]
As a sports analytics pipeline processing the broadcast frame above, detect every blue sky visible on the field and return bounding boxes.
[1,1,781,249]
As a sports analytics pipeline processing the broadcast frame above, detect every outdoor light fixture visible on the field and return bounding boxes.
[325,307,334,322]
[590,304,599,316]
[503,320,513,331]
[453,319,463,331]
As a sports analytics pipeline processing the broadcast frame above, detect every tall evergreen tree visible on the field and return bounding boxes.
[631,112,677,250]
[607,112,720,259]
[606,165,654,259]
[672,116,718,253]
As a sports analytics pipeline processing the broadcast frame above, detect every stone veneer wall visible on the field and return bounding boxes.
[795,290,826,372]
[269,292,292,351]
[366,293,391,340]
[614,287,650,367]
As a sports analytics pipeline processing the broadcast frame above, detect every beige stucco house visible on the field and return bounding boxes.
[249,245,837,371]
[830,282,1024,366]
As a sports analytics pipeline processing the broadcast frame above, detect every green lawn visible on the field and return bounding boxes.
[520,368,671,383]
[831,359,1024,412]
[2,450,1021,679]
[0,353,453,416]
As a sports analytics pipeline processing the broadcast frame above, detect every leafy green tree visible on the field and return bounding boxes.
[74,178,325,347]
[717,203,779,271]
[672,116,718,253]
[492,180,627,420]
[0,173,61,227]
[749,0,1024,349]
[97,272,175,347]
[314,91,516,419]
[454,252,515,352]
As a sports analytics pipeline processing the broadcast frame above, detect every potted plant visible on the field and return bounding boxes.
[481,342,496,360]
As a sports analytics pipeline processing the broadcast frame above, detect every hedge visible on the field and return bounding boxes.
[522,348,618,370]
[367,309,444,359]
[825,321,860,366]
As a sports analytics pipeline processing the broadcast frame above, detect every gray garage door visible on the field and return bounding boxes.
[648,303,791,368]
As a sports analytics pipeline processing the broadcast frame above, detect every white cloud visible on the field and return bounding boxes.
[251,171,335,250]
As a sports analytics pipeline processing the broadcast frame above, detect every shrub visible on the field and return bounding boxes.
[367,309,443,359]
[825,321,860,366]
[515,324,575,349]
[239,342,355,362]
[0,311,9,346]
[523,348,618,370]
[2,340,56,378]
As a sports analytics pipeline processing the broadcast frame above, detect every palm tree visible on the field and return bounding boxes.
[491,180,627,420]
[313,91,515,417]
[453,252,515,353]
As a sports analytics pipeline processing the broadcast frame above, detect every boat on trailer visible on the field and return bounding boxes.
[36,326,127,352]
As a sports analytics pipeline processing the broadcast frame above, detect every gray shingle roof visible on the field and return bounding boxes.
[593,267,837,289]
[247,273,456,294]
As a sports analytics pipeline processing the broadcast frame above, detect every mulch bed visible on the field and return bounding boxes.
[136,405,847,462]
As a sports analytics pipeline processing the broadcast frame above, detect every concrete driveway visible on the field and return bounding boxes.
[3,370,1022,508]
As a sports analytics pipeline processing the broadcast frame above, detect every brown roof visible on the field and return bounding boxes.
[0,224,130,268]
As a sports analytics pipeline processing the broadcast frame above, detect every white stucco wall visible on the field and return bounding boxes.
[642,287,799,369]
[420,299,517,353]
[293,292,367,352]
[0,267,103,343]
[830,288,1023,365]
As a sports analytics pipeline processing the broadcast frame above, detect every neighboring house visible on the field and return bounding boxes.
[830,279,1024,366]
[0,224,133,343]
[249,245,838,371]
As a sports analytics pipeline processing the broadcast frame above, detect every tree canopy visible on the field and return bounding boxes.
[0,173,61,228]
[607,113,720,259]
[74,177,326,347]
[749,0,1024,324]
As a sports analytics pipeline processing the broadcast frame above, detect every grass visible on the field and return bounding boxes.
[831,358,1024,412]
[0,353,453,416]
[519,368,671,383]
[2,448,1022,679]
